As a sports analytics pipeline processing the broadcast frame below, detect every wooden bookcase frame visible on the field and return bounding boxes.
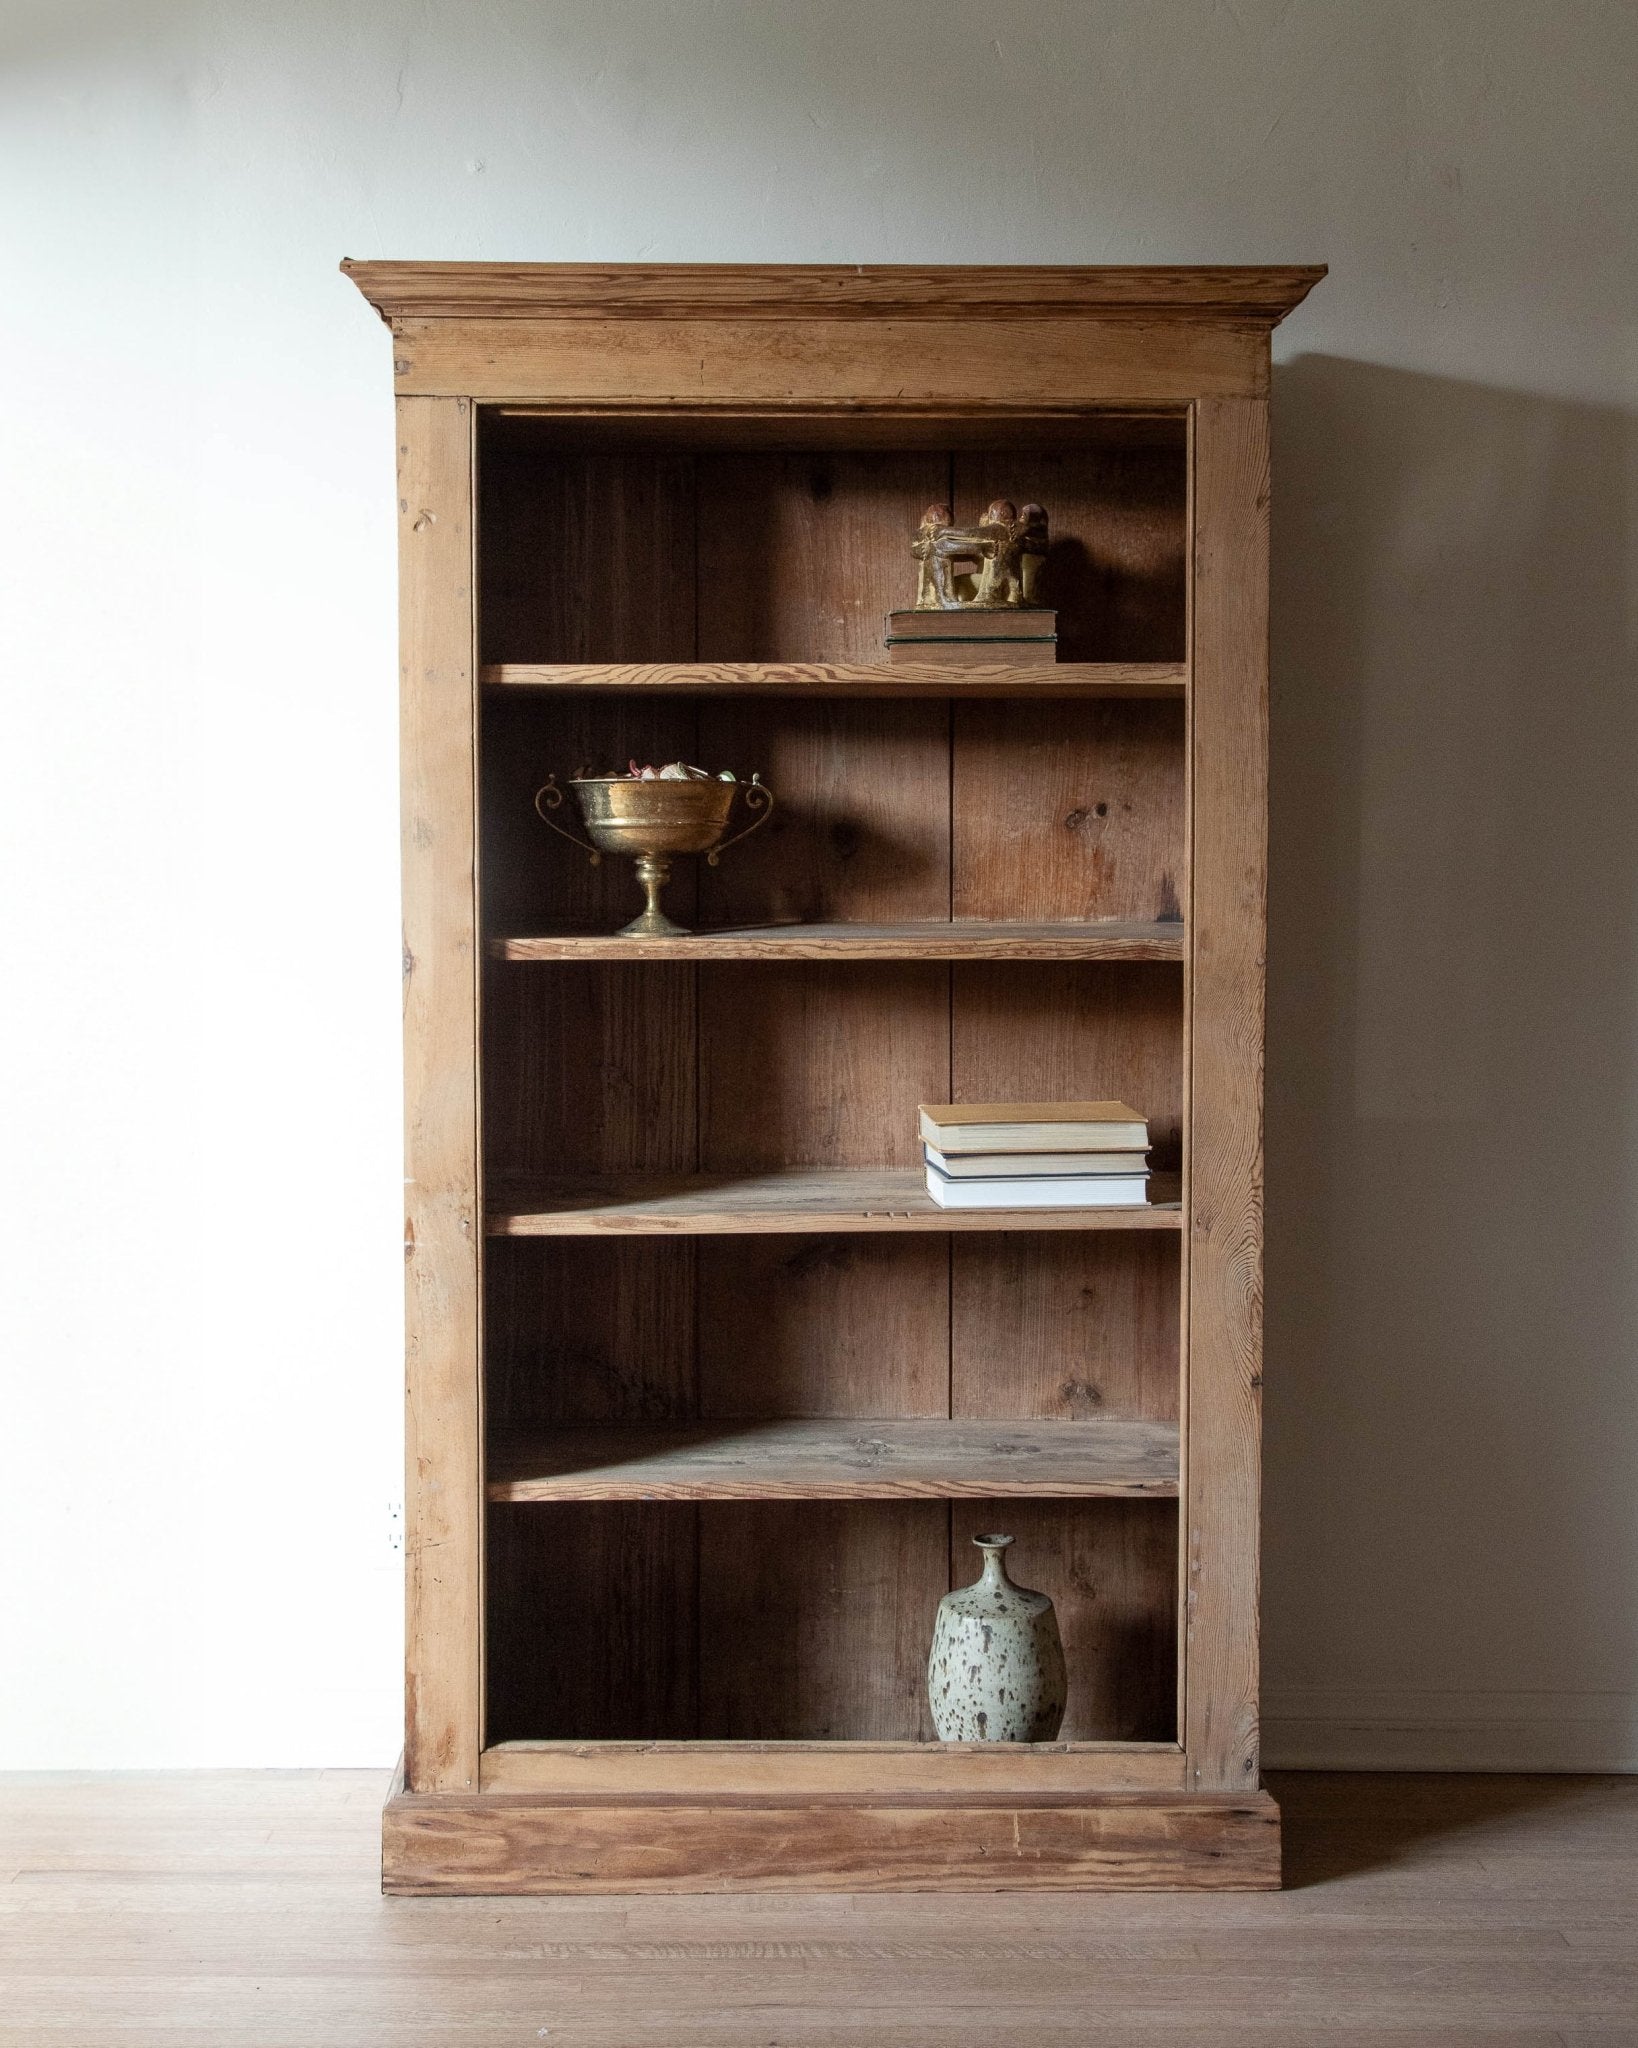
[348,262,1323,1892]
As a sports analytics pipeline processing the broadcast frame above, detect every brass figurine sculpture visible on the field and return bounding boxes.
[534,769,774,937]
[912,499,1049,610]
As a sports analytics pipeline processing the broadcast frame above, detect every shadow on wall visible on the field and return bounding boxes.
[1263,355,1638,1742]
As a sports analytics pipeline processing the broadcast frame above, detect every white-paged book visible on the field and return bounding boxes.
[924,1165,1152,1209]
[925,1143,1149,1179]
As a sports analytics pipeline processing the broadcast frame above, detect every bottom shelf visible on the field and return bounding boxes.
[384,1765,1281,1894]
[480,1736,1183,1796]
[487,1495,1179,1748]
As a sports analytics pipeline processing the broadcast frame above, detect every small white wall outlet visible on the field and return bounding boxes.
[385,1500,403,1555]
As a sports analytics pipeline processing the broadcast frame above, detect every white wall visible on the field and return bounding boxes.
[1,0,1633,1770]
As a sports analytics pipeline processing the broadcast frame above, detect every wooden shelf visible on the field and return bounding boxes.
[487,1167,1183,1236]
[480,660,1185,699]
[487,1418,1180,1502]
[493,919,1184,963]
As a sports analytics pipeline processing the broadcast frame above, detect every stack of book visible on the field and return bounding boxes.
[883,607,1057,667]
[919,1101,1151,1209]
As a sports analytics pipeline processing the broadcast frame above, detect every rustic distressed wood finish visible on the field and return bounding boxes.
[352,259,1321,1891]
[397,395,482,1795]
[483,661,1185,695]
[485,1417,1182,1501]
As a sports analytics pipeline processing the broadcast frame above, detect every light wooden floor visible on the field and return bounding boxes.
[1,1771,1633,2045]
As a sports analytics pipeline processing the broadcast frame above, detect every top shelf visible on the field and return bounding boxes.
[480,661,1185,700]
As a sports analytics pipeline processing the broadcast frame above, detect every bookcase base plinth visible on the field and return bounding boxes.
[381,1773,1281,1894]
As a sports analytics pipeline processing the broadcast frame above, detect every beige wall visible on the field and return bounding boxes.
[1,0,1632,1766]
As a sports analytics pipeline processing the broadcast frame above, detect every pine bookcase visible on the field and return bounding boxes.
[345,260,1324,1893]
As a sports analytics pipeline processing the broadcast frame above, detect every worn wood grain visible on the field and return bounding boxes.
[482,1237,696,1431]
[388,317,1269,405]
[695,703,951,927]
[479,1742,1184,1797]
[16,1770,1638,2038]
[697,1234,950,1418]
[494,919,1186,961]
[487,408,1199,451]
[953,700,1187,923]
[383,1783,1278,1893]
[692,954,950,1740]
[343,259,1327,324]
[486,1166,1184,1236]
[397,395,483,1793]
[485,1418,1181,1500]
[951,962,1186,1171]
[478,956,697,1756]
[696,450,940,664]
[697,1503,947,1742]
[698,964,947,1171]
[1184,395,1269,1794]
[485,1503,697,1744]
[481,962,695,1181]
[477,444,696,668]
[482,658,1187,696]
[952,1233,1181,1423]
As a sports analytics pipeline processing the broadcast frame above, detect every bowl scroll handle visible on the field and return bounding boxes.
[533,777,602,865]
[706,777,774,865]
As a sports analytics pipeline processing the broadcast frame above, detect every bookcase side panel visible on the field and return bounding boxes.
[398,394,483,1792]
[1184,394,1270,1792]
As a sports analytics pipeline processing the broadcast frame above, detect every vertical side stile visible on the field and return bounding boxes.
[399,394,483,1791]
[1176,401,1197,1745]
[1184,394,1269,1790]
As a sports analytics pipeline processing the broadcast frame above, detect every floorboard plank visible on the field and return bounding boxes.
[0,1772,1632,2045]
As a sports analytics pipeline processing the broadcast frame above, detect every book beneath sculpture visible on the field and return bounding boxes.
[884,606,1057,667]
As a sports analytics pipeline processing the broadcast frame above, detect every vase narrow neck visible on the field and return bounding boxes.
[976,1541,1013,1589]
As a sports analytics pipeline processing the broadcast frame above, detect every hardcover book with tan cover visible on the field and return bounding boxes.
[918,1100,1149,1153]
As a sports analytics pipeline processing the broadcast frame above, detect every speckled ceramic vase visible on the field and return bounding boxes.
[927,1533,1067,1742]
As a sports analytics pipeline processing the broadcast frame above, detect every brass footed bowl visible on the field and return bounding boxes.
[573,775,738,856]
[534,773,773,937]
